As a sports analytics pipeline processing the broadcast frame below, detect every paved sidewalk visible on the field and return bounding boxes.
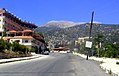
[73,52,119,76]
[0,53,43,64]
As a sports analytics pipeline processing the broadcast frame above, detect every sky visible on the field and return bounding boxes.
[0,0,119,26]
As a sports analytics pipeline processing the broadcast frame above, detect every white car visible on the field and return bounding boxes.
[67,50,71,53]
[44,51,49,55]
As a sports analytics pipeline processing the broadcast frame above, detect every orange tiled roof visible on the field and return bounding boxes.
[23,29,33,32]
[4,36,33,39]
[8,30,17,32]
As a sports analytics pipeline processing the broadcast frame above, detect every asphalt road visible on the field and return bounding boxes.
[0,53,110,76]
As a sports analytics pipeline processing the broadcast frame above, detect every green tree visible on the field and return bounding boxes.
[0,39,6,52]
[93,33,104,57]
[103,43,119,58]
[12,42,20,52]
[11,41,29,54]
[94,33,103,47]
[0,39,12,52]
[19,45,29,54]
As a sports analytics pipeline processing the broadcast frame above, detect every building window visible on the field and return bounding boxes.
[0,32,2,36]
[15,40,20,43]
[4,21,6,23]
[25,40,29,43]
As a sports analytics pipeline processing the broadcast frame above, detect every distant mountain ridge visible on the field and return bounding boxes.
[35,21,119,48]
[35,20,101,34]
[39,20,88,28]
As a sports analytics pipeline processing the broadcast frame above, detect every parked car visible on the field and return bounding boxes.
[44,51,49,55]
[67,50,71,53]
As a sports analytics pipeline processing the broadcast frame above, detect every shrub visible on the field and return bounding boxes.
[0,39,12,52]
[0,39,6,52]
[100,60,104,64]
[100,43,119,58]
[12,42,20,52]
[19,45,29,54]
[11,41,30,54]
[116,62,119,65]
[108,69,112,75]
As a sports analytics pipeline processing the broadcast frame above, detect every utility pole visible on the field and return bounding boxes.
[86,11,94,60]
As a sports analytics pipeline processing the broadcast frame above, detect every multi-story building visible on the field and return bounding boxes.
[0,8,46,53]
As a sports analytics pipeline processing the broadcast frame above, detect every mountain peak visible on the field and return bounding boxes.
[40,20,81,28]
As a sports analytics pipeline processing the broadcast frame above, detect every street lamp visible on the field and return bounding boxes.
[86,11,94,60]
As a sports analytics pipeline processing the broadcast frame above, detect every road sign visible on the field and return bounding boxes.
[85,41,92,48]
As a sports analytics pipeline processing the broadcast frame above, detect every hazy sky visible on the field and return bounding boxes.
[0,0,119,25]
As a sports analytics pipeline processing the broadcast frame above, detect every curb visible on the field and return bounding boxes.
[0,55,42,64]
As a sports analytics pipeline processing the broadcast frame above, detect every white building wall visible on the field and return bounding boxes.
[8,37,44,52]
[9,39,22,44]
[21,40,32,46]
[9,38,41,47]
[0,17,4,32]
[0,17,4,38]
[22,39,32,44]
[10,38,33,46]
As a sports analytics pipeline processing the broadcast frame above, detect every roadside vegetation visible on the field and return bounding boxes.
[116,62,119,65]
[93,33,119,58]
[76,33,119,58]
[93,34,119,58]
[0,39,31,59]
